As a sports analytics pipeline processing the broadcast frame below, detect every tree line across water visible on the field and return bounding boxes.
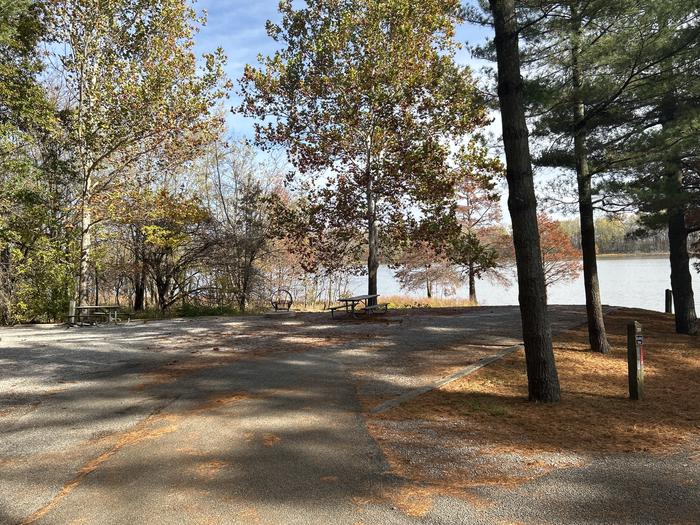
[560,216,673,255]
[1,0,698,402]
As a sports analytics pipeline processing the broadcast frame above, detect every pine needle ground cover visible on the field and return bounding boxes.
[365,308,699,504]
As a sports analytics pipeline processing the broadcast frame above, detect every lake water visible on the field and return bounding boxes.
[348,255,700,312]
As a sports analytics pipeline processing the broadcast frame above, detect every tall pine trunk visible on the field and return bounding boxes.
[571,11,611,354]
[94,266,99,306]
[490,0,560,402]
[239,263,249,313]
[668,204,697,334]
[661,95,697,335]
[666,163,697,335]
[0,246,11,324]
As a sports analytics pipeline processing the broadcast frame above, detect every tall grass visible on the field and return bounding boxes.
[300,295,477,311]
[382,295,477,309]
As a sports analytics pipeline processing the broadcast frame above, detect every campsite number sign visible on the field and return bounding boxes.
[628,322,644,400]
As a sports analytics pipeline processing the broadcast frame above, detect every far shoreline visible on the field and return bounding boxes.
[596,252,670,259]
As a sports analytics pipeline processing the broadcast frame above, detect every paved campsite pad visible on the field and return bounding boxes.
[0,306,697,524]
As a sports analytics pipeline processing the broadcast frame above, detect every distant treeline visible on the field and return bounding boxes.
[559,217,669,255]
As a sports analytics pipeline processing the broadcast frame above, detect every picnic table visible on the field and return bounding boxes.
[72,305,122,324]
[328,294,388,319]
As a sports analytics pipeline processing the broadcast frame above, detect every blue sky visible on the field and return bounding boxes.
[192,1,493,139]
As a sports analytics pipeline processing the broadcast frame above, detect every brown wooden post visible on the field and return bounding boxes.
[665,289,673,314]
[627,321,644,400]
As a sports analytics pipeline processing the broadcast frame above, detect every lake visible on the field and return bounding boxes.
[348,255,700,312]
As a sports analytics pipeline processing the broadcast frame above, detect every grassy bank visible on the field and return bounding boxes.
[299,295,478,312]
[596,252,670,259]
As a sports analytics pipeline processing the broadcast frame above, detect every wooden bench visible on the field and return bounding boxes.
[79,312,110,324]
[361,303,389,315]
[328,304,350,319]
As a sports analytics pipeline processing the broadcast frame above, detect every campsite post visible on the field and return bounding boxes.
[627,321,644,400]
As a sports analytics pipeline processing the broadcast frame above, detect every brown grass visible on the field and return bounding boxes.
[299,295,476,312]
[366,308,699,495]
[382,295,477,309]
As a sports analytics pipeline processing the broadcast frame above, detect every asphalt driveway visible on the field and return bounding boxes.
[1,306,696,524]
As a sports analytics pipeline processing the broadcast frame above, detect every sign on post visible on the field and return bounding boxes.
[627,321,644,400]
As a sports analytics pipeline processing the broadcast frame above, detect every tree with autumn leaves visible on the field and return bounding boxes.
[393,241,462,299]
[450,144,512,303]
[49,0,230,306]
[538,214,581,290]
[109,187,212,311]
[240,0,492,304]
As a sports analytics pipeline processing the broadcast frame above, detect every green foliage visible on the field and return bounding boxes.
[0,0,54,132]
[176,303,243,317]
[0,0,74,323]
[9,239,74,323]
[449,231,499,278]
[128,303,242,320]
[109,187,212,311]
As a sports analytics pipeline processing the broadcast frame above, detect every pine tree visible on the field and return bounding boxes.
[488,0,561,402]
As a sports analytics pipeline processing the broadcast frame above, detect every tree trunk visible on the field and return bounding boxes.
[668,206,697,334]
[468,260,477,304]
[0,246,11,324]
[666,166,697,335]
[571,11,611,354]
[326,275,333,309]
[490,0,560,402]
[115,281,121,307]
[426,279,432,298]
[94,266,99,306]
[134,275,145,311]
[367,172,379,306]
[77,187,92,306]
[156,279,170,312]
[661,95,697,335]
[239,267,248,313]
[133,246,146,311]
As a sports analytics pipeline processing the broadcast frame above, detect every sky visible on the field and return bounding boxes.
[192,1,494,139]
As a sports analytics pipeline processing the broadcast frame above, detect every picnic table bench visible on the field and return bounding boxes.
[69,305,122,325]
[328,294,389,319]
